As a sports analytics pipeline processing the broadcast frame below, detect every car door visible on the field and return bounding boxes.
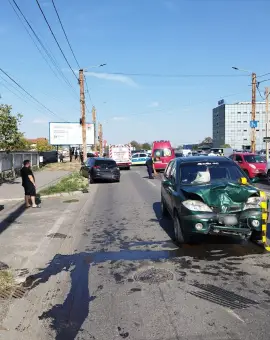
[139,153,147,164]
[82,158,93,177]
[131,153,139,164]
[162,161,174,213]
[165,161,177,213]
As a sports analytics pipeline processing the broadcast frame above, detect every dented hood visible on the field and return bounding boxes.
[181,180,258,210]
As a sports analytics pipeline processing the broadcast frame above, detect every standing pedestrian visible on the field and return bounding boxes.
[59,153,64,163]
[74,148,78,161]
[20,160,39,208]
[145,157,157,179]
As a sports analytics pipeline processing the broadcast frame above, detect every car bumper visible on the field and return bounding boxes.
[180,209,263,237]
[250,171,266,178]
[154,163,167,170]
[93,173,120,180]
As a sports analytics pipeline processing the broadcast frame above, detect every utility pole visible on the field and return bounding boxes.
[266,87,269,161]
[99,123,103,156]
[92,106,97,152]
[251,72,257,153]
[79,69,87,161]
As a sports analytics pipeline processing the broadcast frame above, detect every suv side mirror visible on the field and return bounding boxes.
[163,179,171,187]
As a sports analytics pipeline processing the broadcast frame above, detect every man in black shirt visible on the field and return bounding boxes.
[146,157,157,179]
[20,160,38,208]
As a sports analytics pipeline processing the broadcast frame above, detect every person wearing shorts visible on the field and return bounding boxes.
[20,160,39,208]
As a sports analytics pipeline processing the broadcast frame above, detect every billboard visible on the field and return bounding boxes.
[49,122,94,145]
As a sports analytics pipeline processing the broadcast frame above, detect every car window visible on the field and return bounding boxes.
[179,161,248,185]
[164,161,173,178]
[228,155,234,160]
[243,155,265,163]
[153,148,172,157]
[139,153,147,157]
[235,155,243,162]
[95,159,117,168]
[86,158,93,166]
[132,154,139,158]
[170,162,177,182]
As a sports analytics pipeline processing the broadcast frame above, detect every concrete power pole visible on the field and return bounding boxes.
[251,72,257,153]
[266,87,269,161]
[99,123,103,156]
[92,106,97,152]
[79,69,87,161]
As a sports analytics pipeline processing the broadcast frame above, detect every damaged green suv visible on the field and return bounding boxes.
[161,156,268,244]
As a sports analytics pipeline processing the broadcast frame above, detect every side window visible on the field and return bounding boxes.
[164,161,173,178]
[132,153,139,158]
[235,155,242,162]
[139,153,147,157]
[170,162,177,182]
[228,155,234,160]
[86,158,93,166]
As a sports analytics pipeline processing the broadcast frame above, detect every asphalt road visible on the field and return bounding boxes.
[2,166,270,340]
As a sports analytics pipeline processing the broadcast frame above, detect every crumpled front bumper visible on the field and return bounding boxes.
[181,209,263,236]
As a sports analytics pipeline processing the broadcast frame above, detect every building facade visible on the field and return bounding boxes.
[213,102,269,151]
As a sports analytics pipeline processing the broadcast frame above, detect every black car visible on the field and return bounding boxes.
[80,157,120,183]
[161,156,266,244]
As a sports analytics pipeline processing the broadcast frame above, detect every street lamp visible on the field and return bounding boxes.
[85,63,107,72]
[232,66,257,153]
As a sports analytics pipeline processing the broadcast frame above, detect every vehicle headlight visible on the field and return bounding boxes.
[249,164,256,169]
[182,200,212,212]
[244,195,266,210]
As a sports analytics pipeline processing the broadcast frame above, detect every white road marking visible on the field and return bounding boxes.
[225,308,245,323]
[147,180,157,187]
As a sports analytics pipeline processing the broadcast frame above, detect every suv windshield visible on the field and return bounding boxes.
[180,161,247,185]
[95,160,117,168]
[153,148,172,157]
[243,155,265,163]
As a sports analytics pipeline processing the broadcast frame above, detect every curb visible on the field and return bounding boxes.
[0,190,86,202]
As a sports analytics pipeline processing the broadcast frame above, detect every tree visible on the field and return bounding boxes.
[141,142,151,150]
[36,139,54,152]
[130,140,141,150]
[201,137,213,144]
[221,144,231,148]
[0,104,26,151]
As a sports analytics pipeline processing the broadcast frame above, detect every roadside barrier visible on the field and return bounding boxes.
[260,191,270,251]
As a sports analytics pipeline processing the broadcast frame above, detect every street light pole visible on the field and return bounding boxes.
[79,69,87,162]
[266,87,269,161]
[251,72,257,153]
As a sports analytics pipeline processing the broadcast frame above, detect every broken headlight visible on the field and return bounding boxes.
[182,200,212,212]
[244,195,266,210]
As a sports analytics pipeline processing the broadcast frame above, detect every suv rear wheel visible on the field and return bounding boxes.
[89,173,94,184]
[161,196,169,217]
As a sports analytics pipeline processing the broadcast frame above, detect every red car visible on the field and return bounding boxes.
[229,152,266,178]
[151,140,175,171]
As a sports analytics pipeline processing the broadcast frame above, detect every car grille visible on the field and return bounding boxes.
[211,206,241,213]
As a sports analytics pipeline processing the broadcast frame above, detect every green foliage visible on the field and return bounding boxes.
[36,139,54,152]
[39,172,88,195]
[130,140,141,149]
[141,142,151,150]
[0,104,26,151]
[221,144,231,148]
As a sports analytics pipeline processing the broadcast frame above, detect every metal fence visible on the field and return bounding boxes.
[0,151,39,176]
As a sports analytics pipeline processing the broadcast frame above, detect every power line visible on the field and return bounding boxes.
[0,67,66,121]
[88,71,251,78]
[51,0,80,69]
[35,0,78,81]
[50,0,94,112]
[9,0,78,99]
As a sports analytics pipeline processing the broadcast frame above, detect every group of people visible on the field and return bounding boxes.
[69,147,84,163]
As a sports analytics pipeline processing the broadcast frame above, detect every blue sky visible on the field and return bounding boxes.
[1,0,270,146]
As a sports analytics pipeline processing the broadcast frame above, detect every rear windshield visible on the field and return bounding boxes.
[95,160,117,167]
[243,155,265,163]
[180,161,247,185]
[153,148,172,157]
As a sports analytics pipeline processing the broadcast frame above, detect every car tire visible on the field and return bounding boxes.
[89,173,94,184]
[161,196,169,217]
[127,166,130,170]
[267,170,270,184]
[173,212,190,245]
[250,230,262,242]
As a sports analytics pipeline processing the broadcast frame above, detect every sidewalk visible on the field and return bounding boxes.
[0,170,70,202]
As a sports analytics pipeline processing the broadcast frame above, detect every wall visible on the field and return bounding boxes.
[0,151,39,177]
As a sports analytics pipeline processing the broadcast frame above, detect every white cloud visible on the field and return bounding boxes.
[32,118,49,124]
[148,101,159,108]
[85,72,137,87]
[112,116,128,121]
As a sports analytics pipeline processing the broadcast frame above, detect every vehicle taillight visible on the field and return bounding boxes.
[93,166,100,169]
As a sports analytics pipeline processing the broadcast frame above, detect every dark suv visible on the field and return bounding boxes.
[80,157,120,183]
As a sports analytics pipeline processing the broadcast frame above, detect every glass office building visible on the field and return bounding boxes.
[213,102,268,150]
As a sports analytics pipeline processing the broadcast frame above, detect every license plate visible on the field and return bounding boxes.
[218,215,238,226]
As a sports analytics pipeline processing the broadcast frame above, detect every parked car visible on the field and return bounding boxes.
[161,156,266,245]
[80,157,120,183]
[229,152,266,179]
[131,152,150,165]
[151,140,175,171]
